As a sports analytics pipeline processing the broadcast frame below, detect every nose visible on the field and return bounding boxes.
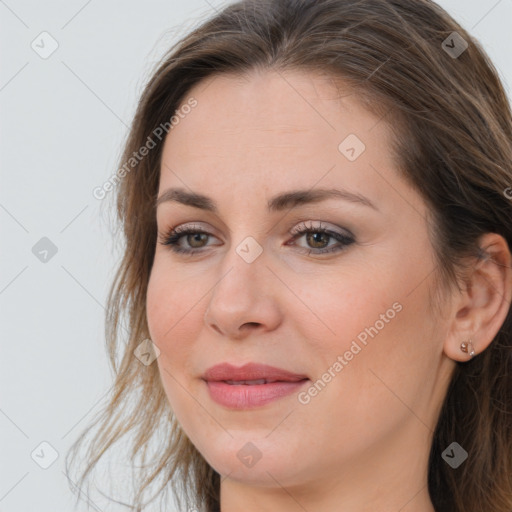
[203,245,283,340]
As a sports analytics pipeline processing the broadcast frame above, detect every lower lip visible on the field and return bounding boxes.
[204,379,309,409]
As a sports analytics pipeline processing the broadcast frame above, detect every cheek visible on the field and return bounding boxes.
[295,260,436,407]
[146,267,225,455]
[146,269,169,342]
[146,272,171,353]
[308,272,439,421]
[146,263,200,383]
[147,258,200,340]
[293,269,398,352]
[146,270,197,416]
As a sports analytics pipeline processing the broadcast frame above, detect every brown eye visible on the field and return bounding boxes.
[187,233,209,248]
[305,231,331,249]
[158,226,218,255]
[288,221,355,255]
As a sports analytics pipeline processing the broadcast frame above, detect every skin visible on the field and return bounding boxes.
[146,69,512,512]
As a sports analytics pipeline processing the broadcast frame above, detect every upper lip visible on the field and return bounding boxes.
[202,362,308,382]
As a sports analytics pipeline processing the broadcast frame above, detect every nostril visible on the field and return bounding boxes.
[240,322,261,331]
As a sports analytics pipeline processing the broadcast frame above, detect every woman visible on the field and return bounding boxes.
[66,1,512,511]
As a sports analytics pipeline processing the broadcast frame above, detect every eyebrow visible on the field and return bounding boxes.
[155,187,378,212]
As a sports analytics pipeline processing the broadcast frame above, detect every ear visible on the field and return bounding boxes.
[444,233,512,362]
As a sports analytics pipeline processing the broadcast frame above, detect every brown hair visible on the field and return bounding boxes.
[65,1,512,511]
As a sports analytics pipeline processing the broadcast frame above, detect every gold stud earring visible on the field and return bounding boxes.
[460,339,476,358]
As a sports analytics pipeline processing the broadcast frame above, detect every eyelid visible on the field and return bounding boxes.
[288,219,354,238]
[158,217,353,236]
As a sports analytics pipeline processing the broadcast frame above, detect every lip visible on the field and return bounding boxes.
[202,362,308,382]
[202,362,309,409]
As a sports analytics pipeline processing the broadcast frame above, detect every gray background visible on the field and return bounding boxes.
[1,1,511,511]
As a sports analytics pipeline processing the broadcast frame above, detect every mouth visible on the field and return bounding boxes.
[201,363,309,409]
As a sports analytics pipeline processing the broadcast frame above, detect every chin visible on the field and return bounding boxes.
[196,434,308,487]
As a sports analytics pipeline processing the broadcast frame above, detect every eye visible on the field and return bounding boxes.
[157,224,216,256]
[157,221,355,256]
[286,220,355,255]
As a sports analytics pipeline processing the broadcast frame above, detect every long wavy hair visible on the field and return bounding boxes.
[65,1,512,511]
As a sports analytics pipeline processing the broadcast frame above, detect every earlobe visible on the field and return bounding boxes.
[443,233,512,362]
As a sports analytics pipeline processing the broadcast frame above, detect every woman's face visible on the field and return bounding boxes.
[146,69,455,498]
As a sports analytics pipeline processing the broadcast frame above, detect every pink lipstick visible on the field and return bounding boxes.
[202,362,309,409]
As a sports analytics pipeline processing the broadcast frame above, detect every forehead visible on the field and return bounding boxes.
[164,69,387,146]
[159,69,396,204]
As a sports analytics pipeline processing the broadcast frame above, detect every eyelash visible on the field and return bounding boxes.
[157,221,355,256]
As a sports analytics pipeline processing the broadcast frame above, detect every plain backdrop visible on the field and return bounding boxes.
[1,1,511,511]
